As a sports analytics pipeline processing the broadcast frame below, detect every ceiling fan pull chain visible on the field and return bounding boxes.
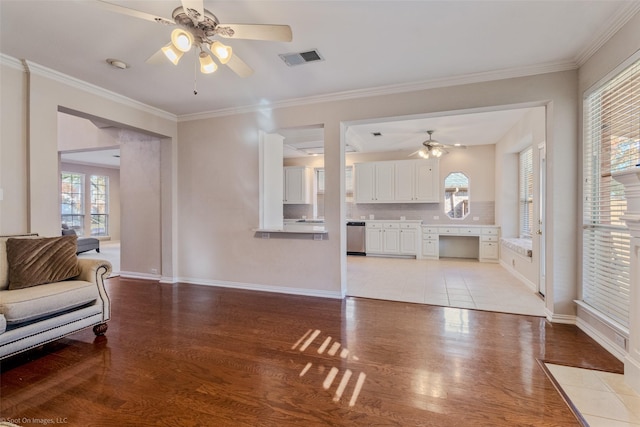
[193,52,198,95]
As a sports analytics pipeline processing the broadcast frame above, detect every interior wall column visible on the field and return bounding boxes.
[613,168,640,394]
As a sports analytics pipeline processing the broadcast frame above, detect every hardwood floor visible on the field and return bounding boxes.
[0,277,622,426]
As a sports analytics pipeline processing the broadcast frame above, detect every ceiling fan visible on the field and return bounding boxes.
[411,130,466,159]
[96,0,292,80]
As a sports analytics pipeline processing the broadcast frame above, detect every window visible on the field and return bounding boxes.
[90,175,109,236]
[61,172,84,234]
[582,57,639,329]
[519,147,533,238]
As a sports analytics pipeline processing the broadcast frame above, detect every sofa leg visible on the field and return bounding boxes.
[93,323,108,336]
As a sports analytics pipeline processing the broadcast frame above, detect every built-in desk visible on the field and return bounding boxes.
[420,225,500,262]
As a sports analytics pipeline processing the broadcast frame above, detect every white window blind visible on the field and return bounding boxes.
[582,57,639,329]
[519,147,533,238]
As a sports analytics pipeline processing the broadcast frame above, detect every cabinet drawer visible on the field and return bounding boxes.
[482,227,499,235]
[439,227,457,235]
[422,234,438,240]
[367,223,383,229]
[460,227,480,235]
[383,223,400,229]
[400,223,419,230]
[481,235,498,242]
[422,227,438,234]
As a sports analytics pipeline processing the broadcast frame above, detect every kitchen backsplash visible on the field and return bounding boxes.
[285,199,495,225]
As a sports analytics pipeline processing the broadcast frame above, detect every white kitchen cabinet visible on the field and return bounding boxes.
[399,223,420,254]
[283,166,311,204]
[356,159,438,203]
[414,160,439,202]
[479,227,500,262]
[354,162,375,203]
[375,162,395,202]
[420,225,500,262]
[355,162,395,203]
[421,226,439,259]
[366,221,419,257]
[382,223,400,254]
[395,159,439,203]
[365,223,383,253]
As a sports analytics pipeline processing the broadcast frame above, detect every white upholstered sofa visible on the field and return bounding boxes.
[0,234,112,359]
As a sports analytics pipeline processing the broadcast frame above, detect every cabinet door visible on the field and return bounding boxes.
[355,163,375,203]
[284,167,303,203]
[366,227,383,253]
[382,227,400,253]
[480,242,499,261]
[422,238,438,258]
[283,167,310,204]
[399,227,418,254]
[414,160,439,202]
[375,162,395,202]
[394,161,414,202]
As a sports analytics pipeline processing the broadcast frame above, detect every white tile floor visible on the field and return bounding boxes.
[546,363,640,426]
[347,255,547,317]
[77,240,120,277]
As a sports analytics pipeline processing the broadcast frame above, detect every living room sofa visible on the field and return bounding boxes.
[0,234,112,359]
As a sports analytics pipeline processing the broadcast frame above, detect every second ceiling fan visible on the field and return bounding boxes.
[411,130,466,159]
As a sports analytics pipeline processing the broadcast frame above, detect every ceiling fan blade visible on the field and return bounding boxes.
[181,0,205,22]
[145,47,169,65]
[95,0,174,25]
[217,24,293,42]
[225,54,254,78]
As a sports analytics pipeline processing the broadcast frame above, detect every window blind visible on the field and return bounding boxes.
[582,57,639,329]
[519,147,533,238]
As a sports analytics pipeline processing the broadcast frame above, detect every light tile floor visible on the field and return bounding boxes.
[347,256,547,317]
[546,363,640,426]
[78,240,120,277]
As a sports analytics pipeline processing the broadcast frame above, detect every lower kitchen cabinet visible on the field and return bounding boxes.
[366,221,420,257]
[479,227,500,262]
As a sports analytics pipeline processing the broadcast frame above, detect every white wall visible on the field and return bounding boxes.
[0,57,178,279]
[177,70,578,317]
[0,57,28,235]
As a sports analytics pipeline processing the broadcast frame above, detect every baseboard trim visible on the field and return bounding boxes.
[546,311,576,325]
[576,316,626,362]
[177,277,343,300]
[119,271,162,281]
[499,259,537,292]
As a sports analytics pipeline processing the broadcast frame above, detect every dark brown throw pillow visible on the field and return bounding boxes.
[6,235,80,290]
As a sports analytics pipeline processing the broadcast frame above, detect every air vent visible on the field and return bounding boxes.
[279,49,324,67]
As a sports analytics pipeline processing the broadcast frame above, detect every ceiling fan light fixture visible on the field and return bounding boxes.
[161,43,184,65]
[199,52,218,74]
[209,41,232,64]
[170,28,194,52]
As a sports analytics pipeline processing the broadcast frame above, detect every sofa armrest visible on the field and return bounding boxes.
[76,258,112,322]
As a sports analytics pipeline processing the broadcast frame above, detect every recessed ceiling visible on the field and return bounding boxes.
[1,1,636,117]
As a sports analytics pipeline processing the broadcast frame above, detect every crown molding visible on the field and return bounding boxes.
[20,58,177,122]
[574,2,640,67]
[0,53,25,71]
[178,60,577,122]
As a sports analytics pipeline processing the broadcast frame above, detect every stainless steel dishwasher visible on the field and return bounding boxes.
[347,221,366,255]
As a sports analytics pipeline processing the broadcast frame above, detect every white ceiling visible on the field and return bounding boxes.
[2,1,637,163]
[1,1,637,118]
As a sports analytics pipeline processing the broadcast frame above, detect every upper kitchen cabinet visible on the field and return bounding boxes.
[354,162,394,203]
[283,166,312,204]
[395,159,439,203]
[355,159,439,203]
